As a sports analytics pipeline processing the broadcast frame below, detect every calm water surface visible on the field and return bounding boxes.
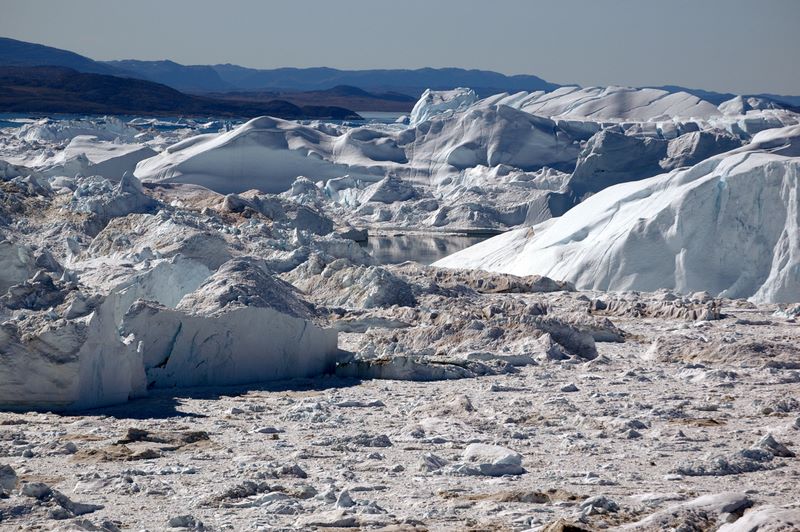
[355,111,405,123]
[360,233,493,265]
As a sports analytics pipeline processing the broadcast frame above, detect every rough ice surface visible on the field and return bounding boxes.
[0,172,343,410]
[0,84,799,530]
[717,505,800,531]
[452,443,525,476]
[623,492,754,530]
[0,240,34,292]
[409,87,478,125]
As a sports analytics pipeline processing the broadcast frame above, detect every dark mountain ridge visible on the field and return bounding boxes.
[0,66,360,119]
[0,36,130,77]
[202,64,560,96]
[207,85,418,112]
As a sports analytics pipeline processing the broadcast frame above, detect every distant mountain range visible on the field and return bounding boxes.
[1,36,799,112]
[0,36,559,99]
[0,36,127,77]
[104,61,562,97]
[206,85,418,112]
[0,66,361,119]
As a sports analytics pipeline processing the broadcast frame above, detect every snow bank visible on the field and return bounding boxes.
[436,125,800,303]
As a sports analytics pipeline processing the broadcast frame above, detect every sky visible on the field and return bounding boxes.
[1,0,799,95]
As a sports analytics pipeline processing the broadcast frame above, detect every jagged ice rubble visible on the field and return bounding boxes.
[0,86,799,530]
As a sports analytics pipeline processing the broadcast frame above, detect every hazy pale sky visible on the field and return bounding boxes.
[2,0,798,94]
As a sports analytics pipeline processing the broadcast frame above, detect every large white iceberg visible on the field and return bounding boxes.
[131,86,799,201]
[481,86,723,121]
[436,126,800,303]
[134,116,382,194]
[0,291,147,411]
[123,258,338,388]
[39,136,157,180]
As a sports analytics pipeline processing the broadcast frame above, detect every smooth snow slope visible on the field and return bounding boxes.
[483,86,723,121]
[436,126,800,303]
[134,116,382,194]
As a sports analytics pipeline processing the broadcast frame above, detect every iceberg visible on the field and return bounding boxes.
[409,87,478,125]
[123,258,338,389]
[482,86,723,121]
[39,136,157,180]
[134,116,383,194]
[134,105,582,194]
[436,126,800,303]
[0,255,339,411]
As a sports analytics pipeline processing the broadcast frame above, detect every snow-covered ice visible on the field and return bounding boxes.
[0,82,799,529]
